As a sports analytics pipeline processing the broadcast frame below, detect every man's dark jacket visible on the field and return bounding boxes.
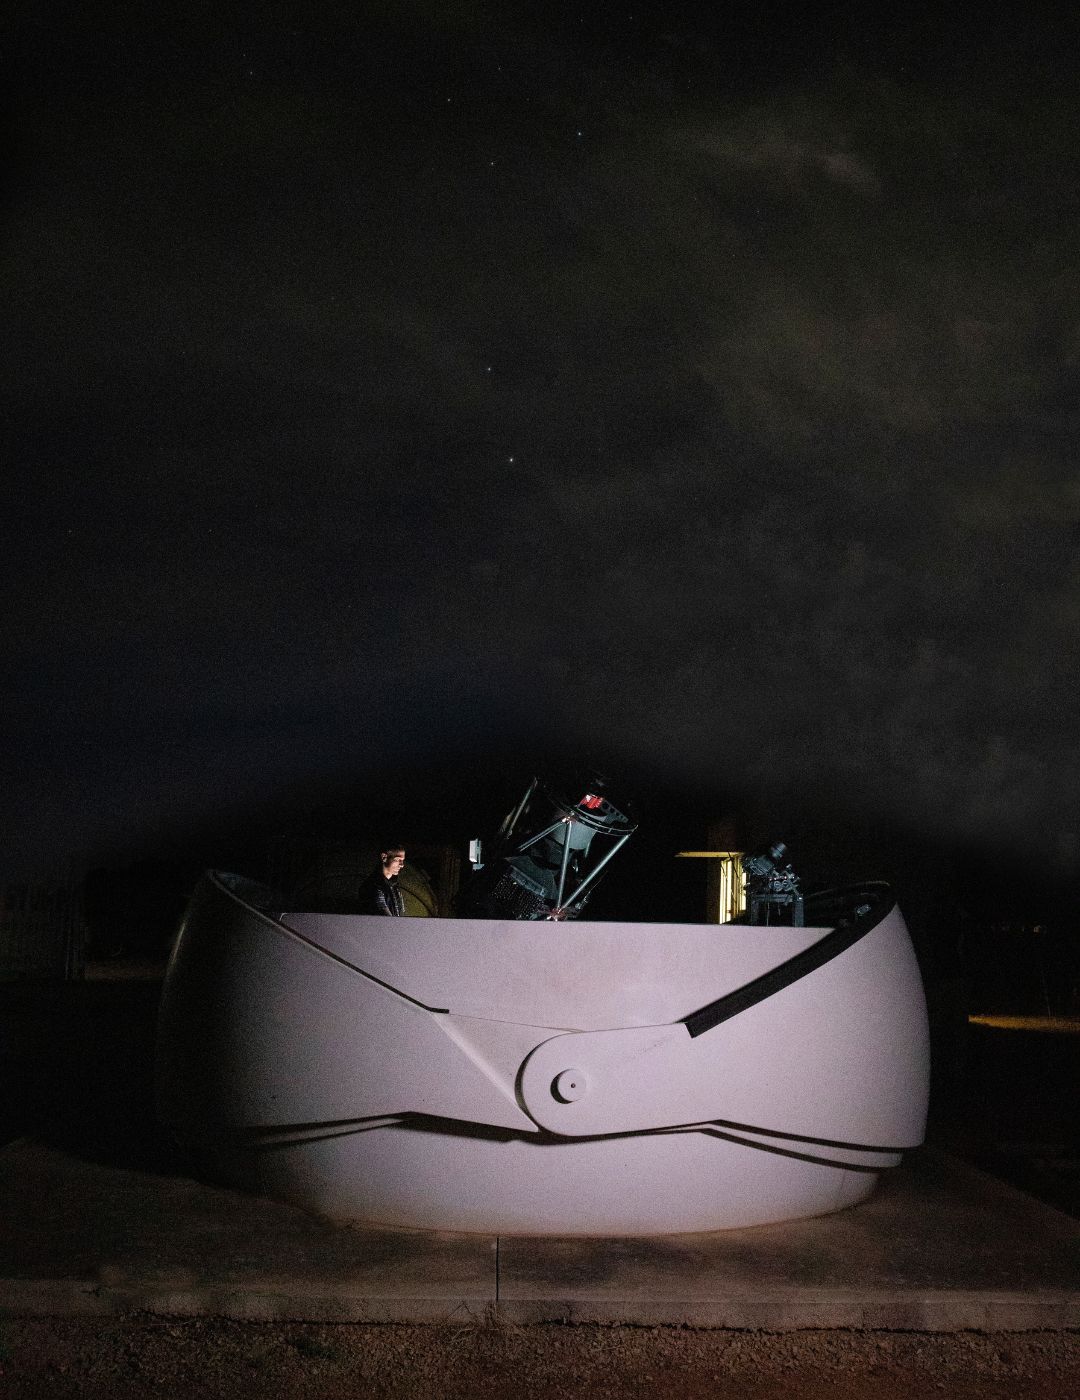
[358,870,405,916]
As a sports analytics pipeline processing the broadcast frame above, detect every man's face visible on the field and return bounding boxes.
[383,849,405,878]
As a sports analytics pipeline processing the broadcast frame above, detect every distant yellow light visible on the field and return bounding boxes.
[676,851,742,858]
[968,1014,1080,1034]
[675,851,745,922]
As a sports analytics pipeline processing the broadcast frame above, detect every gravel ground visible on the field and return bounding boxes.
[1,1320,1077,1400]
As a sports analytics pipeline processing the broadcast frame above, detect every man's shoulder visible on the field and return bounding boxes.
[356,869,393,913]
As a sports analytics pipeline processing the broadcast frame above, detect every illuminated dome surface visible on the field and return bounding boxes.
[156,872,930,1235]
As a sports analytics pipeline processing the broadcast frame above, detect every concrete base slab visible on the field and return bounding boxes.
[0,1140,495,1323]
[498,1150,1080,1329]
[1,1138,1077,1329]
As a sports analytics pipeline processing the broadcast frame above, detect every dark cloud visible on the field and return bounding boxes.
[3,5,1080,878]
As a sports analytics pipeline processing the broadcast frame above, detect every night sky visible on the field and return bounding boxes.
[5,3,1080,885]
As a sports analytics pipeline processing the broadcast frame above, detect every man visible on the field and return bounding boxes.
[359,846,406,916]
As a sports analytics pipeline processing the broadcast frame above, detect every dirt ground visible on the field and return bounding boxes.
[1,1319,1077,1400]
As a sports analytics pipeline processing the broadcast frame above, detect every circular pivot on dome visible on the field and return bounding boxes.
[552,1069,588,1102]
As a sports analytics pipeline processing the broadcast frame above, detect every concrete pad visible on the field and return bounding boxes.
[0,1139,496,1322]
[1,1139,1077,1329]
[498,1149,1080,1329]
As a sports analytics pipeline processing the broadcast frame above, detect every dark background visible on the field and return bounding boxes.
[4,2,1080,886]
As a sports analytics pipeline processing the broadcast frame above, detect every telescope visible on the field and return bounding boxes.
[743,841,805,926]
[460,775,636,920]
